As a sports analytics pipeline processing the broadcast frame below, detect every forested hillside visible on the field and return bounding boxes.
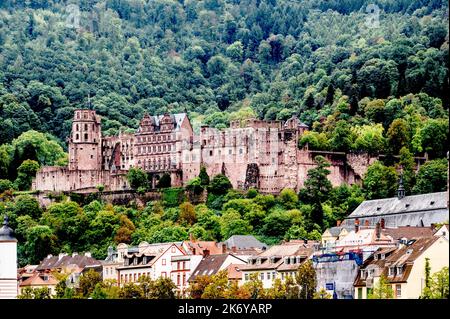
[0,0,448,145]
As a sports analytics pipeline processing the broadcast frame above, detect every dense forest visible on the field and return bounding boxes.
[0,0,449,267]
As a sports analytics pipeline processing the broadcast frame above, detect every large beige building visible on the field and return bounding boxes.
[354,236,449,299]
[33,109,383,194]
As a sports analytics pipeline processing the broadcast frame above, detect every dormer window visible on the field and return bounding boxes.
[360,270,365,278]
[133,258,138,265]
[397,266,403,275]
[388,267,395,276]
[381,254,385,260]
[374,254,378,261]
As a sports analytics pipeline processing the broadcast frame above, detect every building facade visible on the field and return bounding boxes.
[33,109,383,194]
[0,216,18,299]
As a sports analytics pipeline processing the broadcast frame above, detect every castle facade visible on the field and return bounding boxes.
[33,109,370,194]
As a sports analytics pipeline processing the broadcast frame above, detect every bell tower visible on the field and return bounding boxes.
[69,109,102,170]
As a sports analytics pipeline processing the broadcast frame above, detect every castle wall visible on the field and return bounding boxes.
[33,110,378,194]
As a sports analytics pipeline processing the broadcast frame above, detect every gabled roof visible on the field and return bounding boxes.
[137,113,188,132]
[188,254,246,282]
[36,254,101,271]
[240,241,317,271]
[20,273,59,287]
[325,226,352,237]
[183,241,224,255]
[382,226,434,240]
[354,236,442,286]
[346,192,448,219]
[224,235,267,250]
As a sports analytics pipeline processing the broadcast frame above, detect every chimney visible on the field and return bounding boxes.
[192,247,196,255]
[203,249,210,257]
[397,173,405,199]
[364,220,370,227]
[380,218,385,229]
[355,218,360,233]
[231,246,237,253]
[189,233,195,242]
[336,220,341,226]
[222,243,227,254]
[376,222,381,239]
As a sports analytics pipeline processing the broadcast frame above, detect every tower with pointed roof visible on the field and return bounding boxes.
[0,215,18,299]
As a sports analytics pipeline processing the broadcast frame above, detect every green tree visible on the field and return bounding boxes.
[418,119,448,159]
[179,202,197,225]
[299,156,332,228]
[78,269,102,298]
[413,159,448,194]
[387,119,411,155]
[208,174,232,195]
[14,159,40,190]
[0,179,14,193]
[363,161,398,199]
[126,167,148,190]
[157,173,171,188]
[368,275,393,299]
[296,260,317,299]
[198,165,210,186]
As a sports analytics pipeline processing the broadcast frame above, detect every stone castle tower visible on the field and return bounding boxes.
[68,109,102,171]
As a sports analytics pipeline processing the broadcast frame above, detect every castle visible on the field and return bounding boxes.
[33,109,376,194]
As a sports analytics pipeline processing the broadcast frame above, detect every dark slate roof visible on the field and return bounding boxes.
[0,215,16,242]
[344,192,449,227]
[224,235,268,250]
[36,254,101,271]
[327,226,352,237]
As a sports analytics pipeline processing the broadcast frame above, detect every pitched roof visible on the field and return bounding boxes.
[382,226,434,240]
[183,241,224,255]
[189,254,246,282]
[354,236,442,286]
[19,273,59,287]
[227,264,243,280]
[36,254,101,271]
[224,235,268,250]
[326,226,352,237]
[345,192,448,223]
[240,241,317,271]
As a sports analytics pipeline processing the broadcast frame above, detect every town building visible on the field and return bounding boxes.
[343,189,449,228]
[18,272,59,296]
[321,224,351,250]
[223,235,268,251]
[354,235,449,299]
[116,242,185,287]
[33,109,387,194]
[332,221,396,260]
[240,240,318,289]
[0,215,18,299]
[188,253,247,283]
[313,251,363,299]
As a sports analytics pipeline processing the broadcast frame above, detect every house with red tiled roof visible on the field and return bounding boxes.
[354,235,449,299]
[116,242,186,287]
[188,253,247,283]
[239,240,318,289]
[19,272,59,296]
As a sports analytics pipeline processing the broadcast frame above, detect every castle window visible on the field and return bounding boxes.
[76,124,79,131]
[76,134,79,140]
[84,124,88,130]
[210,150,213,156]
[229,149,232,155]
[84,133,88,141]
